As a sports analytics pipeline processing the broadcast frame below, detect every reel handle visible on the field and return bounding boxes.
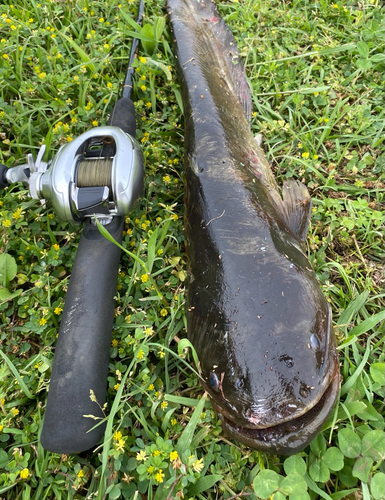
[108,97,136,137]
[0,163,9,189]
[40,217,123,453]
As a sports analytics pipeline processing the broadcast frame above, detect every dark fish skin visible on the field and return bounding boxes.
[167,0,340,455]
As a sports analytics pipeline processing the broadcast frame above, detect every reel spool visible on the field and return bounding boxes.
[29,126,144,223]
[76,158,113,189]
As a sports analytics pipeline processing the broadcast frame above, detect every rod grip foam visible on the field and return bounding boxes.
[0,163,9,189]
[108,97,136,137]
[40,217,123,454]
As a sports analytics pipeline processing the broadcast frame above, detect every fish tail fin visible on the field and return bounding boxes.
[167,0,253,121]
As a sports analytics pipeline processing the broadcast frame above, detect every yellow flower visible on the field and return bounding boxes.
[171,418,177,426]
[54,307,62,315]
[111,338,119,347]
[12,408,19,416]
[116,438,125,451]
[107,82,113,88]
[114,383,120,390]
[67,136,73,142]
[148,384,154,391]
[159,350,165,359]
[313,154,319,160]
[192,458,204,473]
[92,120,98,126]
[136,349,144,359]
[38,72,46,79]
[20,468,29,479]
[3,54,9,59]
[140,85,147,91]
[161,401,168,410]
[39,317,47,325]
[153,449,161,457]
[163,175,171,184]
[301,152,309,159]
[0,424,4,432]
[2,219,11,227]
[136,450,148,461]
[139,56,146,63]
[297,143,303,148]
[155,471,165,483]
[53,243,59,251]
[99,17,104,22]
[172,214,178,221]
[147,465,154,474]
[141,274,149,283]
[160,309,168,317]
[113,431,122,441]
[170,451,178,461]
[77,470,84,478]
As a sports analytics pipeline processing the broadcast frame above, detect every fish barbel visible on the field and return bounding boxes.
[167,0,340,455]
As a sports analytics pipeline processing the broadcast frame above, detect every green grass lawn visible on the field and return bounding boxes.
[0,0,384,499]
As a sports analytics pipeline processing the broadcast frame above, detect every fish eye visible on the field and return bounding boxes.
[310,333,320,351]
[209,372,219,391]
[235,379,244,389]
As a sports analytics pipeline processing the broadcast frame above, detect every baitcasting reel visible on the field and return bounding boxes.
[1,125,144,224]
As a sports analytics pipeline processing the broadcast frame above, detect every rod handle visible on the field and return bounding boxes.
[108,97,136,137]
[40,217,123,454]
[0,164,9,189]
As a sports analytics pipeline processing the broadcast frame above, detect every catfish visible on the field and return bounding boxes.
[167,0,339,455]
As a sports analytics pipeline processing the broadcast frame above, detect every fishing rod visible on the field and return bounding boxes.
[0,0,145,454]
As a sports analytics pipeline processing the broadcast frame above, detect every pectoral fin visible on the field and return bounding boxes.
[280,180,312,242]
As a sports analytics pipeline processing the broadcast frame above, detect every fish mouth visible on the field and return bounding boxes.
[210,371,340,456]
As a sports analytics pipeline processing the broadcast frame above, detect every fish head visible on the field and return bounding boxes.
[191,251,339,455]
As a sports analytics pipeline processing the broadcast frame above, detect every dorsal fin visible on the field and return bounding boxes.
[280,180,312,242]
[189,0,253,121]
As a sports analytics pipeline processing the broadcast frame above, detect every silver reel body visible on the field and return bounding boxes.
[25,126,144,223]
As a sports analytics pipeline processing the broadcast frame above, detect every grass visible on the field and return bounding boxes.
[0,0,384,499]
